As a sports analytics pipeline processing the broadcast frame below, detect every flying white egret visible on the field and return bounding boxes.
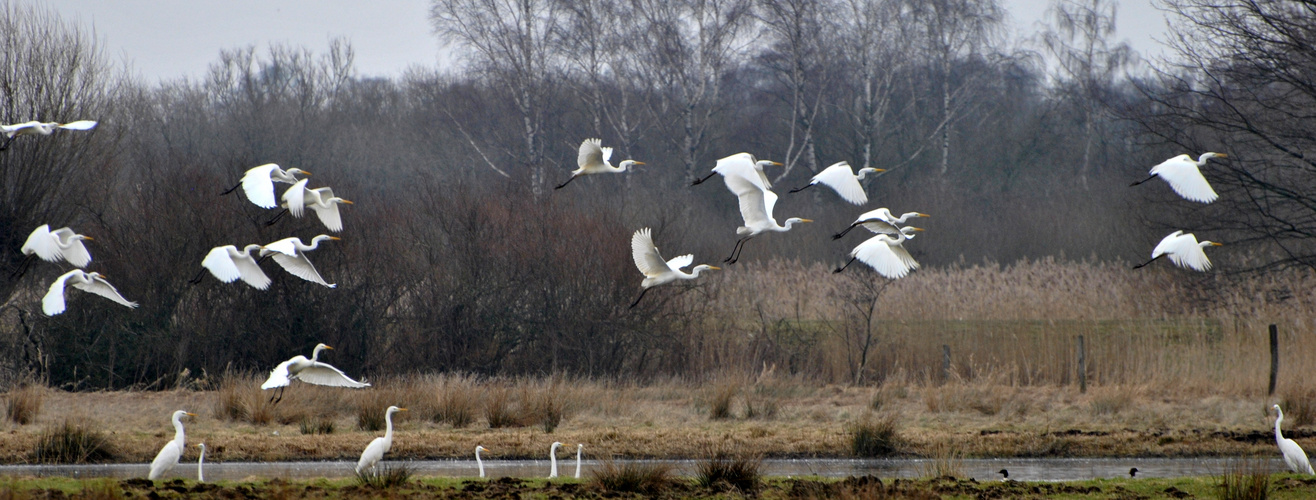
[42,270,138,316]
[267,179,353,231]
[475,445,488,478]
[0,120,97,151]
[548,441,563,478]
[260,235,340,287]
[356,406,407,474]
[261,343,370,403]
[555,138,645,189]
[835,226,923,278]
[223,163,311,208]
[20,225,93,267]
[1132,230,1222,271]
[1274,405,1315,475]
[692,152,778,187]
[192,244,271,289]
[629,228,720,308]
[1130,153,1227,203]
[574,444,584,479]
[833,209,929,239]
[789,161,885,205]
[715,155,812,264]
[147,410,197,480]
[196,443,206,482]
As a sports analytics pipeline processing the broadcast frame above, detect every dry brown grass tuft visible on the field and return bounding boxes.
[484,385,522,429]
[917,442,964,478]
[706,380,738,420]
[1218,459,1271,500]
[427,374,479,428]
[695,447,761,492]
[30,417,116,464]
[5,385,43,425]
[522,378,574,433]
[849,412,900,457]
[1280,388,1316,427]
[590,458,675,494]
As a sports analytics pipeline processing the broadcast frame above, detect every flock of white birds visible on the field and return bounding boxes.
[5,122,1306,478]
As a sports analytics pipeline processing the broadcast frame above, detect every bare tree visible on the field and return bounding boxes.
[834,0,908,171]
[755,0,832,181]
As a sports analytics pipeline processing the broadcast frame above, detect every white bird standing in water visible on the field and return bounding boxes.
[20,225,93,267]
[1130,152,1227,203]
[148,410,197,480]
[629,228,720,308]
[42,270,138,316]
[194,244,271,289]
[261,343,370,403]
[475,445,488,478]
[356,406,407,474]
[1132,230,1222,272]
[548,441,563,478]
[555,138,645,189]
[260,235,340,287]
[789,161,885,205]
[835,226,924,279]
[196,443,206,482]
[1273,405,1315,475]
[574,444,584,479]
[0,120,96,150]
[224,163,310,208]
[832,209,929,239]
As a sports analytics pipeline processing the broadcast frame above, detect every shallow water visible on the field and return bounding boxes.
[0,457,1284,482]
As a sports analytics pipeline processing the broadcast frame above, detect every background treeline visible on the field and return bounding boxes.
[0,0,1311,389]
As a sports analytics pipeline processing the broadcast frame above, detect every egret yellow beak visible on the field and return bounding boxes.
[769,161,783,166]
[1211,242,1224,246]
[185,412,198,417]
[873,168,887,172]
[918,213,930,217]
[342,200,354,205]
[1214,153,1228,158]
[399,408,409,412]
[324,345,334,350]
[633,161,646,165]
[83,236,94,241]
[302,171,313,176]
[329,236,342,241]
[911,227,925,232]
[800,219,814,223]
[707,266,722,271]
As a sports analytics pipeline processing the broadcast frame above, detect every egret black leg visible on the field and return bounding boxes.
[220,181,241,195]
[1129,175,1156,187]
[555,176,578,190]
[834,257,857,273]
[691,172,716,186]
[629,287,651,309]
[265,209,289,226]
[788,183,814,193]
[0,136,15,152]
[724,238,745,263]
[1131,256,1161,269]
[832,224,859,240]
[188,269,207,284]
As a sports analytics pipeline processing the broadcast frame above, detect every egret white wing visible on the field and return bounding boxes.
[724,172,774,228]
[812,162,868,205]
[51,228,93,267]
[58,120,97,131]
[666,254,694,271]
[297,363,370,388]
[631,228,672,276]
[271,252,336,288]
[852,236,912,279]
[311,204,344,232]
[41,271,77,316]
[75,275,139,308]
[21,225,60,262]
[890,242,920,270]
[577,138,605,169]
[201,246,242,283]
[262,238,299,257]
[261,360,296,389]
[283,178,309,217]
[148,441,183,480]
[241,164,282,208]
[1165,234,1213,271]
[231,252,272,290]
[1153,158,1217,203]
[601,146,614,163]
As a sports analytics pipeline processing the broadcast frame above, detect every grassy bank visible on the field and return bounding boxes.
[0,375,1308,463]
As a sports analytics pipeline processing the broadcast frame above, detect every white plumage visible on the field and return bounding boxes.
[1135,153,1226,204]
[147,410,196,480]
[574,444,584,479]
[280,179,354,231]
[548,441,563,478]
[843,226,923,279]
[555,138,645,189]
[200,244,271,289]
[42,271,138,316]
[260,235,340,287]
[1135,230,1221,272]
[21,225,93,267]
[833,208,929,239]
[356,406,407,474]
[239,163,310,209]
[629,228,719,307]
[196,443,206,482]
[261,343,370,391]
[1274,405,1315,475]
[714,154,812,263]
[1,120,96,139]
[475,445,488,478]
[792,161,884,205]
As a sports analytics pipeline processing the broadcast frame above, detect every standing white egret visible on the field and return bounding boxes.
[268,179,353,231]
[1132,230,1222,271]
[789,161,885,205]
[42,271,138,316]
[261,343,370,403]
[223,163,311,208]
[147,410,197,480]
[1130,153,1226,203]
[835,227,924,279]
[574,444,584,479]
[832,209,929,239]
[555,138,645,189]
[193,244,271,289]
[1273,405,1315,475]
[692,152,778,187]
[629,228,720,308]
[475,445,488,478]
[547,441,563,478]
[356,406,407,474]
[715,154,812,264]
[196,443,206,482]
[0,120,97,150]
[20,225,93,267]
[260,235,340,287]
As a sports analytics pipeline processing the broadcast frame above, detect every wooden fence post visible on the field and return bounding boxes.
[1269,324,1279,396]
[1078,335,1086,394]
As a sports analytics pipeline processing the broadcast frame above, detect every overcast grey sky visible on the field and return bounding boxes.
[41,0,1170,82]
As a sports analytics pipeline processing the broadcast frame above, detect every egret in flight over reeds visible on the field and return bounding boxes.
[1273,405,1315,475]
[832,209,929,239]
[357,406,407,474]
[1130,153,1227,203]
[629,228,719,308]
[1132,230,1221,272]
[222,163,310,208]
[789,161,884,205]
[260,235,340,287]
[555,138,644,189]
[835,226,923,279]
[715,154,811,264]
[194,244,271,289]
[692,152,778,187]
[42,271,138,316]
[262,343,370,403]
[148,410,196,480]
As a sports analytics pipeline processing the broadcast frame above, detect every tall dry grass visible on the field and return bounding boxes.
[5,385,43,425]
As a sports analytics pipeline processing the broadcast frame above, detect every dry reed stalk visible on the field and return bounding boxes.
[5,385,43,425]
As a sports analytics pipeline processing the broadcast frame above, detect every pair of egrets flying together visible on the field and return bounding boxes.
[0,119,97,151]
[197,235,341,289]
[833,209,929,279]
[229,163,353,232]
[20,224,138,316]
